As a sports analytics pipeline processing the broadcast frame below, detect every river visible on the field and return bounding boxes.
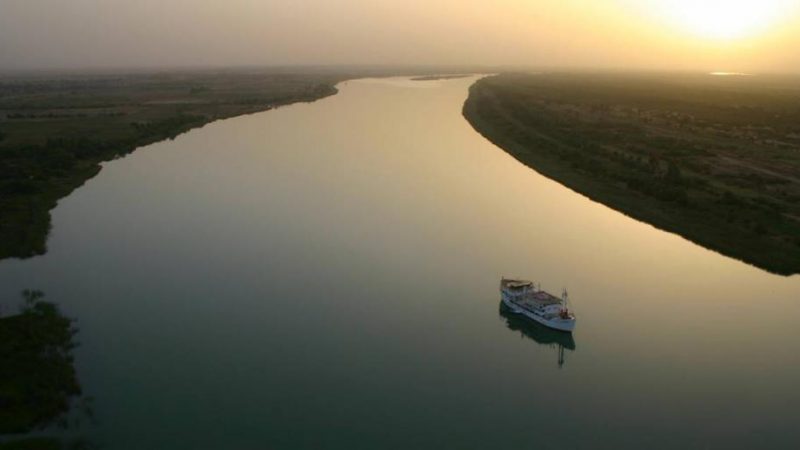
[1,76,799,449]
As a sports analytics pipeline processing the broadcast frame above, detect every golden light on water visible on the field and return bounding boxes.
[709,72,753,76]
[647,0,797,40]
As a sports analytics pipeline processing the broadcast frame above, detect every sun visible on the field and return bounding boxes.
[645,0,796,40]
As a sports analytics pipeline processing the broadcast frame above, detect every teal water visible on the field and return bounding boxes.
[1,76,799,449]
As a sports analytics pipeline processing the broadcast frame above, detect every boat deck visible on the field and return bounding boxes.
[511,295,554,310]
[501,279,563,307]
[528,290,562,304]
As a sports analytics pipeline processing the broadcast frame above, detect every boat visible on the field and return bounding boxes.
[500,277,576,332]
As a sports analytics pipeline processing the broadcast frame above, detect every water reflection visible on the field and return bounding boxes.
[498,301,576,368]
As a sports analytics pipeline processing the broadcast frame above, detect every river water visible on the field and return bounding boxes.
[1,76,799,449]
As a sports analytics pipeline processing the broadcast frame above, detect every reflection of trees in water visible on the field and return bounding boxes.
[498,301,576,368]
[0,290,94,449]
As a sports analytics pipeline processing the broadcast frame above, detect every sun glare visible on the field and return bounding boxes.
[648,0,796,39]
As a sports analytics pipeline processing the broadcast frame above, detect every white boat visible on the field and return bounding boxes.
[500,277,576,332]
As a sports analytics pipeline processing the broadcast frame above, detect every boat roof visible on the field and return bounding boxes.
[504,279,532,289]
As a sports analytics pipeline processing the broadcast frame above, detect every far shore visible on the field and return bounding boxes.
[463,73,800,275]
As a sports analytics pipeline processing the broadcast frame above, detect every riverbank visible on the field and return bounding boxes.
[0,70,348,261]
[464,73,800,275]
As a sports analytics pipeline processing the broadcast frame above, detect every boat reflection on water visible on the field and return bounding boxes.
[498,301,576,368]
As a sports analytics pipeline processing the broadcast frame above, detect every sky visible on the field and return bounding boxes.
[1,0,799,72]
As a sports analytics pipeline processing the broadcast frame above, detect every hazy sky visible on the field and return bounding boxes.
[1,0,799,72]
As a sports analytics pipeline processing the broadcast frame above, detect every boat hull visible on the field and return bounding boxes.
[501,294,576,333]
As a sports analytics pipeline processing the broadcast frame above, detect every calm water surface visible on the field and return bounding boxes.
[2,77,799,449]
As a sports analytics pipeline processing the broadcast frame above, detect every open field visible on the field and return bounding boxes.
[0,69,352,260]
[464,73,800,275]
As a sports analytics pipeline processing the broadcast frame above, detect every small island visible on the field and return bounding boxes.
[0,291,82,448]
[464,73,800,275]
[411,74,471,81]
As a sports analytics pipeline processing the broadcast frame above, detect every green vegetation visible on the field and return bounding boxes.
[0,291,80,435]
[464,73,800,275]
[0,70,348,260]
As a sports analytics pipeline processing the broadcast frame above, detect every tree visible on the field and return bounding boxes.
[666,161,683,185]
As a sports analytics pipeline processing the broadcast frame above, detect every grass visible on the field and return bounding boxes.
[0,69,351,260]
[464,73,800,275]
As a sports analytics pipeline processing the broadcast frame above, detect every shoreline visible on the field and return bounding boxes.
[0,73,345,262]
[463,74,800,276]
